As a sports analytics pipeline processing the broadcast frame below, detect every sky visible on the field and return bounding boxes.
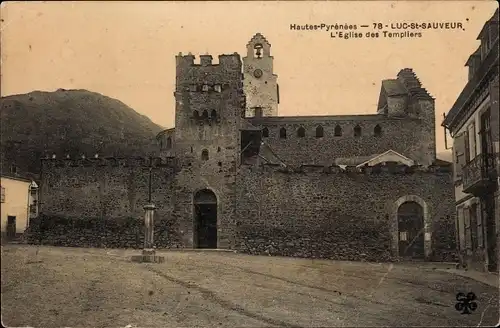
[1,1,498,154]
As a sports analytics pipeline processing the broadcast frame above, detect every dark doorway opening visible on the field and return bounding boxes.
[398,201,425,259]
[6,216,16,240]
[193,189,217,249]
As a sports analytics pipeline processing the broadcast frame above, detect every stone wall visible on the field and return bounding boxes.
[23,214,183,249]
[248,113,436,167]
[234,164,457,262]
[39,157,177,221]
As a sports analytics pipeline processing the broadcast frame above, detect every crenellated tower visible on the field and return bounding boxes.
[242,33,279,117]
[173,52,244,168]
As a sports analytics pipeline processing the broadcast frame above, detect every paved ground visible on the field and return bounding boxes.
[1,245,499,327]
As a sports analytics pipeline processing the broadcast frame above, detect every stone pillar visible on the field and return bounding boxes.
[131,203,165,263]
[143,204,156,251]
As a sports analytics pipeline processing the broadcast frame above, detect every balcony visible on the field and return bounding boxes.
[463,153,499,195]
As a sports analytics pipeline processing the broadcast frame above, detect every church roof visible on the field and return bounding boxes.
[381,79,407,96]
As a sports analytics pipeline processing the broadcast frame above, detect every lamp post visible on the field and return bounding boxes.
[131,157,165,263]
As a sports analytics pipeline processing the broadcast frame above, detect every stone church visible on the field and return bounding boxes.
[29,33,457,262]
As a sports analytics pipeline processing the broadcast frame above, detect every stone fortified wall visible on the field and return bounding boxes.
[234,163,457,262]
[24,156,182,248]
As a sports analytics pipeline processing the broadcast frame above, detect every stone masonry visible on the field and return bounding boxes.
[24,34,457,263]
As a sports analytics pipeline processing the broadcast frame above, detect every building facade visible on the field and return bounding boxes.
[1,175,39,242]
[26,34,457,263]
[442,8,499,273]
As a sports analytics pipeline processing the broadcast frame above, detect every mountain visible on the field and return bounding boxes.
[0,89,164,179]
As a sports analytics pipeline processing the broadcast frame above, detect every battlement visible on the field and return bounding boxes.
[241,162,452,175]
[41,156,178,169]
[176,52,242,69]
[397,68,434,100]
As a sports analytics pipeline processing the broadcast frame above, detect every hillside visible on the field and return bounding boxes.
[0,89,164,179]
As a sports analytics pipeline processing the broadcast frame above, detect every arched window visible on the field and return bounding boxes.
[202,110,209,119]
[214,84,222,93]
[297,126,306,138]
[254,43,263,58]
[166,137,172,149]
[262,127,269,138]
[279,127,287,139]
[217,147,221,152]
[374,124,382,137]
[354,125,361,137]
[334,125,342,137]
[193,110,199,119]
[201,149,209,161]
[159,139,164,149]
[315,125,324,138]
[210,109,217,120]
[202,84,209,92]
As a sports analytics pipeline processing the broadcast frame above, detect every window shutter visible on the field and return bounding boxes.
[464,129,470,163]
[453,132,465,181]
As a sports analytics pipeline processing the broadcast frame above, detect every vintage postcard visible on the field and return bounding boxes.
[1,1,499,327]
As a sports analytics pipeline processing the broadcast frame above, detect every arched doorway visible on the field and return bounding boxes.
[397,201,425,259]
[193,189,218,249]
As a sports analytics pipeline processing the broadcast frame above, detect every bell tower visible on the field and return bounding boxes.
[242,33,279,117]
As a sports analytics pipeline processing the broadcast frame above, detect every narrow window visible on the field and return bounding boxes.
[201,149,209,161]
[279,127,287,139]
[214,84,222,93]
[202,110,209,119]
[202,84,209,92]
[217,147,221,152]
[262,127,269,138]
[166,137,172,149]
[315,125,324,138]
[190,147,193,153]
[334,125,342,137]
[210,109,217,120]
[354,125,361,137]
[374,124,382,137]
[193,110,199,119]
[297,126,306,138]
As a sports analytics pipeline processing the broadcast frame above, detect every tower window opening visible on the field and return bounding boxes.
[297,126,306,138]
[334,125,342,137]
[374,124,382,137]
[217,147,221,152]
[166,137,172,149]
[201,149,209,161]
[202,84,209,92]
[262,127,269,138]
[214,84,222,93]
[279,127,287,139]
[193,110,200,119]
[316,125,324,138]
[210,109,217,120]
[202,110,209,119]
[254,43,263,59]
[354,125,362,137]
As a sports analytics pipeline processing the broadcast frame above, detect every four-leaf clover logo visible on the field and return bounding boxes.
[455,292,478,314]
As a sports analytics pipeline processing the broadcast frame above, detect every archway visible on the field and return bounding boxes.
[397,201,425,259]
[390,195,431,259]
[193,189,218,249]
